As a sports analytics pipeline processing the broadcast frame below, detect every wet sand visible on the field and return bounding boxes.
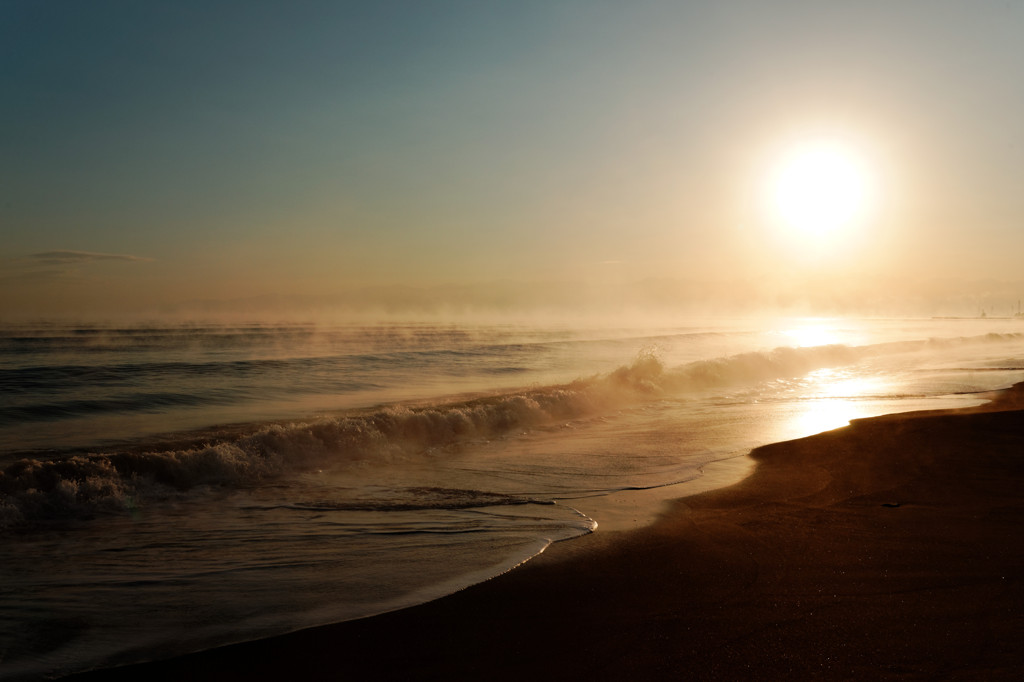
[67,384,1024,681]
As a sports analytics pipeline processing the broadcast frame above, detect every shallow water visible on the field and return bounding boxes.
[1,317,1021,679]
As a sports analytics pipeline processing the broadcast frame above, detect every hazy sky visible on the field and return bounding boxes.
[3,1,1023,317]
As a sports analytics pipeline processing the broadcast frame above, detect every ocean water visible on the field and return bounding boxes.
[1,317,1022,679]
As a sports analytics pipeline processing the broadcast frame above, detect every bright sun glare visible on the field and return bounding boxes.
[769,140,875,236]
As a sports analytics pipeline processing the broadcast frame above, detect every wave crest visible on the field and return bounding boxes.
[3,333,1018,528]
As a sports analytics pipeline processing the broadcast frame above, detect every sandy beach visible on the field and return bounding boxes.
[65,383,1024,681]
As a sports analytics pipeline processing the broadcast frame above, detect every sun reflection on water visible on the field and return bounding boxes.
[782,368,897,437]
[782,324,839,348]
[805,368,882,398]
[789,398,868,435]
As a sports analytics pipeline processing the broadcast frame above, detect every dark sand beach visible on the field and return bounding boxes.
[67,384,1024,681]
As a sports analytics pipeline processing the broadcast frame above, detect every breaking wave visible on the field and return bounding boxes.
[2,332,1020,528]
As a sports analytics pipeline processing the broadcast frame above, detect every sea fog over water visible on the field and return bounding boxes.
[1,317,1022,679]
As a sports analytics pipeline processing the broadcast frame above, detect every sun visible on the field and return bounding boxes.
[768,139,875,236]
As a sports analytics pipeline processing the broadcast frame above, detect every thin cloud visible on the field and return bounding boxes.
[29,250,154,265]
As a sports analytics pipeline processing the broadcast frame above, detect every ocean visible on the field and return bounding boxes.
[1,317,1021,679]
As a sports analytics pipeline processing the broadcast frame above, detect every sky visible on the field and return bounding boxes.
[2,0,1023,319]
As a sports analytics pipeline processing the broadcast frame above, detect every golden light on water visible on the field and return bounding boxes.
[782,324,840,348]
[806,369,880,399]
[782,369,890,436]
[790,398,864,435]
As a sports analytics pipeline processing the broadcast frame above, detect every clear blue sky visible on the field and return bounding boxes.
[3,1,1023,317]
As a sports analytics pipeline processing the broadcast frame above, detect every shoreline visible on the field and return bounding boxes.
[64,383,1024,680]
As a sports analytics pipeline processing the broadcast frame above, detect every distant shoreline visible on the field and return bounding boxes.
[932,316,1024,320]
